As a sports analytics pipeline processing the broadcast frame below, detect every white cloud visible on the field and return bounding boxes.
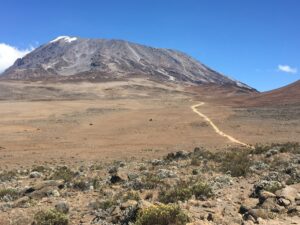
[0,43,33,73]
[278,64,298,74]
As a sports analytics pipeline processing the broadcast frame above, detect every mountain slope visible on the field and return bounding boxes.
[245,80,300,106]
[1,36,254,91]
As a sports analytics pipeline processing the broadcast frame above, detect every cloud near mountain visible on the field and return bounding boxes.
[0,43,33,73]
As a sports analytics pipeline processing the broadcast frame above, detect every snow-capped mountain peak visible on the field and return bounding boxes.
[50,36,78,43]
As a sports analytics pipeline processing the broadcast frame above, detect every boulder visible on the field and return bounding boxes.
[275,184,300,202]
[29,171,42,178]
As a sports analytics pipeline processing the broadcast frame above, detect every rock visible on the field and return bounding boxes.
[51,189,60,197]
[277,197,291,207]
[157,169,177,179]
[23,180,64,194]
[165,151,190,161]
[109,166,128,184]
[249,161,269,172]
[265,148,279,158]
[110,175,123,184]
[247,208,270,220]
[120,200,138,210]
[73,180,90,191]
[295,197,300,206]
[275,184,300,202]
[127,173,139,181]
[29,187,55,199]
[251,180,283,198]
[29,171,42,178]
[260,198,285,213]
[92,200,139,225]
[287,206,300,215]
[151,159,164,166]
[256,217,266,224]
[0,203,13,212]
[259,191,276,202]
[108,166,118,174]
[207,213,213,221]
[241,198,259,210]
[55,201,69,214]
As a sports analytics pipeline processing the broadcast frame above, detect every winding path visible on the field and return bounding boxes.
[191,102,252,148]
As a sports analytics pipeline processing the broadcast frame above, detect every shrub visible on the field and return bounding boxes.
[193,148,221,162]
[0,188,19,201]
[264,181,284,193]
[73,179,90,191]
[220,150,251,177]
[50,167,76,182]
[122,191,141,202]
[190,157,201,166]
[135,204,190,225]
[251,145,270,155]
[158,181,213,204]
[159,186,192,204]
[278,142,300,154]
[32,165,50,173]
[192,182,214,199]
[0,170,18,182]
[251,143,300,155]
[92,199,117,210]
[142,173,164,189]
[33,209,68,225]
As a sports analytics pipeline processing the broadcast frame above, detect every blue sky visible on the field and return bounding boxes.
[0,0,299,91]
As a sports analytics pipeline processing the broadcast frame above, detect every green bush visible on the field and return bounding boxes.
[264,181,284,193]
[192,182,214,199]
[220,150,251,177]
[92,199,117,210]
[122,191,141,202]
[50,167,76,182]
[158,181,213,203]
[33,209,68,225]
[135,204,190,225]
[159,186,192,204]
[0,188,19,201]
[141,173,164,189]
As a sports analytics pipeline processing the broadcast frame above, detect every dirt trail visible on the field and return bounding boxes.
[191,102,252,148]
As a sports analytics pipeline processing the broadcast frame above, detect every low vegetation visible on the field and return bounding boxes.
[0,188,19,201]
[220,150,251,177]
[33,209,68,225]
[0,142,299,224]
[135,204,190,225]
[159,181,213,203]
[49,166,76,182]
[192,182,214,199]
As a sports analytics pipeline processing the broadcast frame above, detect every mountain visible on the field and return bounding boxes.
[244,80,300,106]
[1,36,254,91]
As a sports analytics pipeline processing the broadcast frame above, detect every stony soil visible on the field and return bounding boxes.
[0,143,299,224]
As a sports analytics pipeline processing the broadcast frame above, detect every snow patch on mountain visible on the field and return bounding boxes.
[50,36,77,43]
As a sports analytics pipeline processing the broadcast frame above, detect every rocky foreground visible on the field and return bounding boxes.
[0,143,299,225]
